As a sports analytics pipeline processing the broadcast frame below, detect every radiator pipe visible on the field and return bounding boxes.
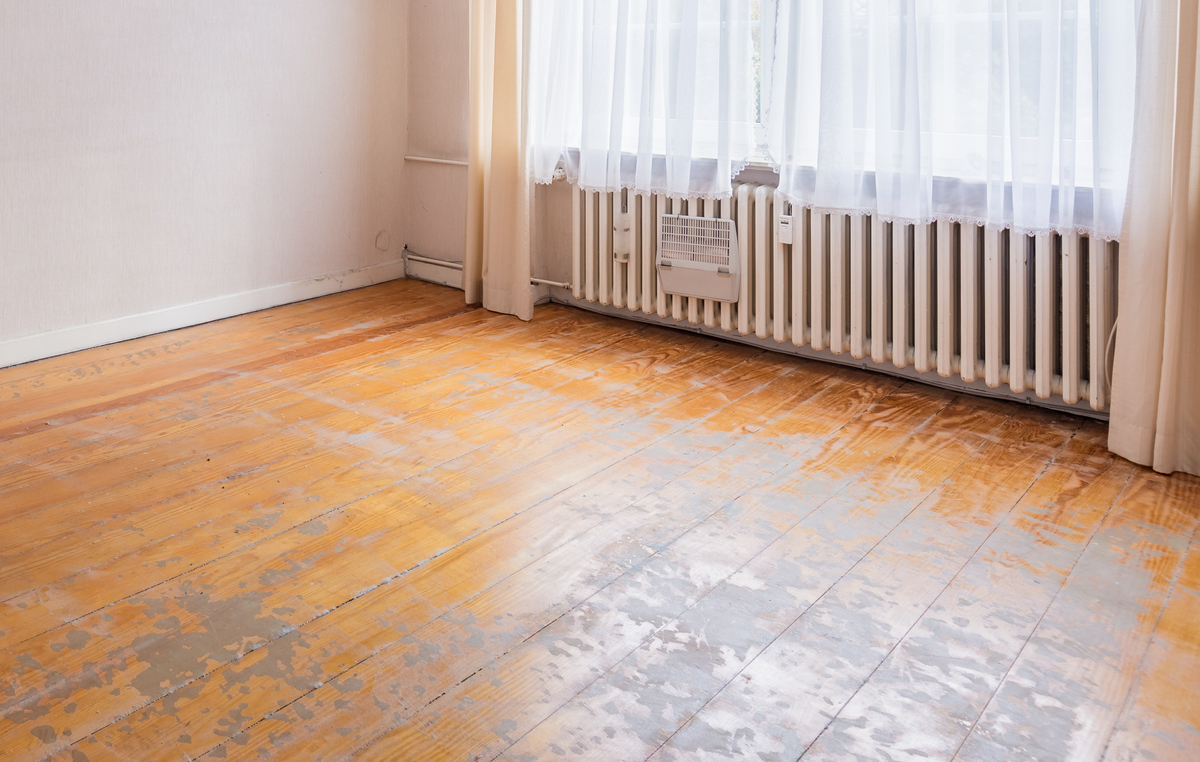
[406,253,463,270]
[403,248,571,290]
[403,155,469,167]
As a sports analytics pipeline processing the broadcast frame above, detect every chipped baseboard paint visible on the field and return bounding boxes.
[0,259,407,369]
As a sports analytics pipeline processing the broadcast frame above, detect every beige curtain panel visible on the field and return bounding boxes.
[465,0,534,322]
[1110,0,1200,476]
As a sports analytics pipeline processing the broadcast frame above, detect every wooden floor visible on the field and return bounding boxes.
[1,279,1198,762]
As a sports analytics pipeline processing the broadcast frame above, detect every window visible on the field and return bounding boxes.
[530,0,1136,238]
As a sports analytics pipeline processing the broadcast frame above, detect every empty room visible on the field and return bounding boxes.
[2,1,1199,760]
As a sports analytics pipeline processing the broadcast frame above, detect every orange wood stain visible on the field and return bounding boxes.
[0,280,1196,762]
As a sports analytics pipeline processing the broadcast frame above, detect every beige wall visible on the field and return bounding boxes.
[532,182,574,286]
[405,0,469,265]
[0,0,408,348]
[1,0,574,360]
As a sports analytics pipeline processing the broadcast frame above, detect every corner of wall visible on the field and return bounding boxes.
[1,1,417,362]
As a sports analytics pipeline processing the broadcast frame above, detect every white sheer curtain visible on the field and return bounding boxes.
[528,0,758,199]
[764,0,1137,240]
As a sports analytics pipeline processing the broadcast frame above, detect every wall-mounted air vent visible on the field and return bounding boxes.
[657,214,740,302]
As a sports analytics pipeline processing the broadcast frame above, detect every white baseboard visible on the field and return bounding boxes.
[0,259,407,370]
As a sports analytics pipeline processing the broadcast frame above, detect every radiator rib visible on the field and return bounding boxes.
[960,224,979,383]
[755,187,773,340]
[870,216,888,364]
[849,214,867,360]
[936,220,955,378]
[772,193,789,344]
[892,221,910,370]
[1062,232,1081,405]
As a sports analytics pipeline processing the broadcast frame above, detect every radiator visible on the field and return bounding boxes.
[569,184,1118,412]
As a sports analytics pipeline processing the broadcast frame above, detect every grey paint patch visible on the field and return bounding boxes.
[219,632,321,696]
[400,637,443,668]
[128,591,288,703]
[297,521,328,536]
[258,559,306,587]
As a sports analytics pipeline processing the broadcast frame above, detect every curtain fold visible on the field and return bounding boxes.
[528,0,758,199]
[465,0,534,321]
[764,0,1137,240]
[1109,0,1200,476]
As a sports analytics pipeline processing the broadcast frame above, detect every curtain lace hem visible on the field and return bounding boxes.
[535,167,1122,242]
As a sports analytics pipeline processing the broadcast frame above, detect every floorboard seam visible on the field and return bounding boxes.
[189,354,840,760]
[0,312,624,567]
[1095,508,1200,762]
[795,416,1080,759]
[465,382,938,762]
[946,463,1137,761]
[49,345,781,758]
[0,323,663,620]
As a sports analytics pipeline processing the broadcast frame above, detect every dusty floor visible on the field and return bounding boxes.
[1,279,1198,761]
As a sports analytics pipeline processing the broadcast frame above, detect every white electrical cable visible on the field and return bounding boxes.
[1105,316,1119,390]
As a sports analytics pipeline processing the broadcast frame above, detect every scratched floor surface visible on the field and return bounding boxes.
[1,279,1197,762]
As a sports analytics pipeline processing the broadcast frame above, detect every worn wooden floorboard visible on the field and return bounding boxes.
[356,388,972,761]
[204,369,912,760]
[0,326,723,624]
[953,468,1200,761]
[0,320,753,759]
[0,282,462,441]
[635,408,1077,762]
[0,292,479,516]
[487,395,1023,762]
[0,278,409,392]
[0,278,437,412]
[0,304,510,493]
[50,349,805,762]
[1101,532,1200,762]
[0,310,644,605]
[774,423,1131,762]
[0,294,499,498]
[1,280,1196,762]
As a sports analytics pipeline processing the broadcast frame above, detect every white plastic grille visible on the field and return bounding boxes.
[660,215,733,267]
